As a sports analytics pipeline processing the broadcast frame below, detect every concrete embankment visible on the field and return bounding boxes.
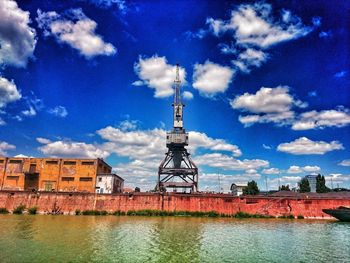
[0,190,349,219]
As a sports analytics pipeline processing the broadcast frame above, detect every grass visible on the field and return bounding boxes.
[28,207,38,215]
[0,208,9,214]
[13,205,26,214]
[234,211,275,219]
[81,210,108,216]
[278,214,295,219]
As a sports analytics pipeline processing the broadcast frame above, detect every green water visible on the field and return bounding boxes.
[0,215,349,263]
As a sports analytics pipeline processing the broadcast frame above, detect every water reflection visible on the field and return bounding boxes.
[0,215,349,263]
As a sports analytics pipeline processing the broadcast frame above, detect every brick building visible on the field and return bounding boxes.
[0,157,124,193]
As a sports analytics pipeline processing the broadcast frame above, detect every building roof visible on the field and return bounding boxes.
[97,173,124,181]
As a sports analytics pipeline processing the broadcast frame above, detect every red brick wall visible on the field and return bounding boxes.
[0,191,349,219]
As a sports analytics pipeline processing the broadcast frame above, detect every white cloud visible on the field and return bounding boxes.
[0,118,5,126]
[192,61,234,97]
[0,0,36,67]
[292,108,350,130]
[82,0,127,12]
[36,8,116,58]
[287,165,303,174]
[325,174,350,186]
[232,86,300,113]
[48,106,68,117]
[194,153,268,171]
[118,119,139,131]
[207,3,312,49]
[97,126,242,159]
[0,77,22,108]
[0,141,16,156]
[37,138,109,159]
[338,159,350,167]
[133,55,186,98]
[287,165,320,174]
[277,137,344,155]
[21,106,36,117]
[231,86,306,127]
[36,137,52,144]
[183,91,194,100]
[262,168,280,174]
[262,144,272,150]
[232,48,268,73]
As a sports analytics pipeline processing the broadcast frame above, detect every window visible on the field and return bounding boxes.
[98,177,102,182]
[7,176,19,180]
[63,161,76,165]
[62,177,74,181]
[80,177,93,182]
[46,160,58,165]
[0,160,4,163]
[9,160,22,164]
[82,161,95,165]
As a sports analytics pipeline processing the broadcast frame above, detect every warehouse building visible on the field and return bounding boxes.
[0,157,124,193]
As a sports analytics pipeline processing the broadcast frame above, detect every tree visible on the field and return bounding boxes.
[299,178,310,193]
[243,180,260,195]
[316,174,330,193]
[280,185,290,191]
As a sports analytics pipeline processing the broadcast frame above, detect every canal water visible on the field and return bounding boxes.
[0,215,349,263]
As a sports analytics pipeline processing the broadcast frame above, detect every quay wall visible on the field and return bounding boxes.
[1,191,350,219]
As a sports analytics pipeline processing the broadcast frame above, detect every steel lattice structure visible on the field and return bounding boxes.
[157,64,198,192]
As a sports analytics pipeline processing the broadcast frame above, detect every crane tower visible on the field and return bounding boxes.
[157,64,198,192]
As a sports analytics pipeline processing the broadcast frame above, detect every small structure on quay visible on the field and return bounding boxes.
[157,64,198,192]
[230,183,247,196]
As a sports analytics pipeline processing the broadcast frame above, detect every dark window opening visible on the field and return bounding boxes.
[82,161,95,165]
[63,161,76,165]
[7,176,19,180]
[98,177,102,182]
[80,177,93,182]
[46,160,58,164]
[9,160,22,164]
[0,160,4,163]
[62,177,74,181]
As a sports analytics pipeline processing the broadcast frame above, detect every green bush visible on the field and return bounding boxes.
[13,205,26,214]
[234,211,274,219]
[278,214,295,219]
[297,215,304,219]
[112,210,126,216]
[81,210,108,216]
[28,207,37,215]
[0,207,9,214]
[75,209,81,215]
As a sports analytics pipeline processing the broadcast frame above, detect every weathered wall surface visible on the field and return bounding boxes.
[1,191,349,219]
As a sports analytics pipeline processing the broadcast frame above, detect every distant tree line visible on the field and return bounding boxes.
[299,174,331,193]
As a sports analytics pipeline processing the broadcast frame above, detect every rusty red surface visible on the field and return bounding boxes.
[0,191,349,219]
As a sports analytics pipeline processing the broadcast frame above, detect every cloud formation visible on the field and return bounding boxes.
[292,108,350,130]
[0,141,16,156]
[37,138,109,159]
[36,8,116,58]
[48,106,68,118]
[207,3,312,48]
[338,159,350,167]
[231,86,306,127]
[194,153,268,171]
[133,55,186,98]
[277,137,344,155]
[192,61,234,97]
[0,77,22,108]
[0,0,37,67]
[287,165,320,174]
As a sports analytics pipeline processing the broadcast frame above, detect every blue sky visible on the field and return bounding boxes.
[0,0,349,191]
